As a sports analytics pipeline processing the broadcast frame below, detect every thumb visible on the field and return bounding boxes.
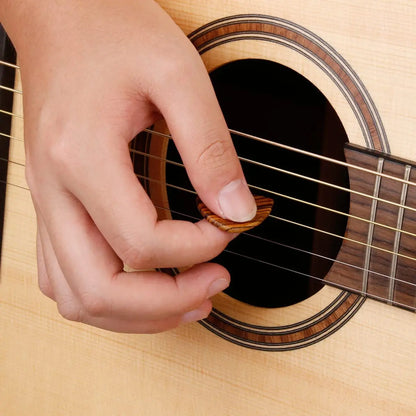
[152,52,257,222]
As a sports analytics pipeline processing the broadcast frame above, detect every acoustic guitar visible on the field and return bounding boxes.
[1,1,415,414]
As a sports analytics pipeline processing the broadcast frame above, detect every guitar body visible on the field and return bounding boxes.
[1,1,415,414]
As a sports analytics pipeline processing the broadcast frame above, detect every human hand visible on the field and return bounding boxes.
[1,0,256,333]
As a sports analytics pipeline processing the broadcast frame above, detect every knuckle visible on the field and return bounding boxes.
[197,139,236,172]
[45,134,75,173]
[31,108,68,161]
[78,291,108,318]
[155,47,195,86]
[28,107,83,178]
[56,297,83,322]
[121,241,155,270]
[159,59,187,84]
[25,134,76,195]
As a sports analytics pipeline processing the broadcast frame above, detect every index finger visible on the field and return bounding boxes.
[150,40,257,223]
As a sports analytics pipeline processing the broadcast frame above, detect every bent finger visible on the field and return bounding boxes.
[36,214,85,321]
[41,191,230,321]
[150,47,257,222]
[59,135,236,269]
[81,300,212,334]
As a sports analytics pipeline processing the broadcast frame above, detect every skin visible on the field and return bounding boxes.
[0,0,256,333]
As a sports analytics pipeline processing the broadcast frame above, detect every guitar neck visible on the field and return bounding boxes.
[328,143,416,311]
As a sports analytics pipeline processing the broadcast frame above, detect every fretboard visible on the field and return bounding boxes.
[327,144,416,311]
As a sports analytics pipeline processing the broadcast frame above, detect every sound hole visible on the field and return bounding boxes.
[166,59,349,308]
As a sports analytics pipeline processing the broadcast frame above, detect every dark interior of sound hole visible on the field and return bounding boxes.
[166,59,350,308]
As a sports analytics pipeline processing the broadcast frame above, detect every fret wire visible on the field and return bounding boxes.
[388,165,411,304]
[1,175,416,295]
[362,158,383,292]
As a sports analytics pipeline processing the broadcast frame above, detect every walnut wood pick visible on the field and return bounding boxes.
[196,195,274,233]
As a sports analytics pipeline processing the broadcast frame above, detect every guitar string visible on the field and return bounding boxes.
[4,111,416,247]
[2,175,416,300]
[0,59,19,69]
[2,139,416,307]
[0,58,415,193]
[0,120,412,284]
[144,128,416,214]
[0,131,23,142]
[4,144,416,275]
[0,119,412,224]
[153,198,416,300]
[2,108,416,218]
[0,64,412,190]
[0,43,415,308]
[158,201,412,284]
[134,171,416,265]
[1,68,415,309]
[0,108,23,119]
[2,75,416,292]
[0,84,22,95]
[3,133,416,249]
[146,128,416,189]
[1,102,415,191]
[130,146,416,239]
[3,115,416,269]
[222,247,415,311]
[3,120,416,260]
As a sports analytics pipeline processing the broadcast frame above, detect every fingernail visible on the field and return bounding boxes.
[207,278,229,298]
[218,179,257,222]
